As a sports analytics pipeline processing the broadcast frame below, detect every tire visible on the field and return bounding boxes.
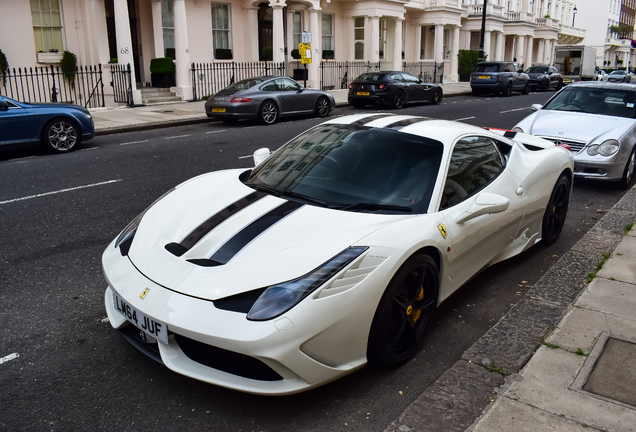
[367,253,439,367]
[522,82,530,95]
[503,82,513,97]
[42,118,81,153]
[432,89,443,105]
[392,90,405,109]
[315,96,330,117]
[541,174,571,245]
[555,79,563,91]
[541,80,549,92]
[618,148,636,190]
[471,89,481,96]
[258,101,278,125]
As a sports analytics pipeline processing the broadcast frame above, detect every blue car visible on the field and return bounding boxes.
[0,95,94,153]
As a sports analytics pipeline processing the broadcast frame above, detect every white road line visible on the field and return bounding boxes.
[77,147,99,151]
[9,156,38,162]
[0,353,19,365]
[0,179,122,205]
[238,155,252,159]
[101,317,110,323]
[206,129,228,134]
[499,107,530,113]
[120,140,148,146]
[242,126,257,129]
[453,116,476,121]
[164,134,191,140]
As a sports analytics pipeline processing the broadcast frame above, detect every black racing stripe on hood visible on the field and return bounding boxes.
[208,200,304,265]
[384,117,432,130]
[347,114,395,127]
[176,190,267,252]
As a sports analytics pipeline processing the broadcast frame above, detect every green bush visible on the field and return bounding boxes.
[291,49,301,60]
[60,50,77,90]
[215,49,232,60]
[108,58,118,64]
[150,57,176,74]
[322,50,335,59]
[0,49,8,85]
[458,50,480,76]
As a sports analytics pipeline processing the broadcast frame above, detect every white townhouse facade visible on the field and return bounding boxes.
[1,0,587,105]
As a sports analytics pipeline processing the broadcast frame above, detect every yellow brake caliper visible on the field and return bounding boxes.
[411,287,424,322]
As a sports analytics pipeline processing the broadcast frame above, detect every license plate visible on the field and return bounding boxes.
[563,79,570,83]
[478,75,490,79]
[211,107,226,113]
[113,292,168,344]
[357,92,370,96]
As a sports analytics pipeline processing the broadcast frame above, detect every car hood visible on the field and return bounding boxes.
[526,73,547,78]
[127,169,407,300]
[22,102,88,112]
[515,110,633,143]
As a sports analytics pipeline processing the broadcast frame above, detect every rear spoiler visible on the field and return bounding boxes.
[484,127,571,151]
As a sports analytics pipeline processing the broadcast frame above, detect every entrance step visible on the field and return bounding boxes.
[140,87,182,104]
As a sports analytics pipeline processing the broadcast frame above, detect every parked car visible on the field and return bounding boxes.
[470,61,529,96]
[347,71,443,109]
[103,113,573,395]
[514,82,636,189]
[607,69,636,83]
[595,70,609,81]
[524,65,563,91]
[0,95,94,153]
[204,76,335,125]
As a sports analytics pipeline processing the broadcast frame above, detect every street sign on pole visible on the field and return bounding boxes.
[302,32,311,44]
[299,43,312,64]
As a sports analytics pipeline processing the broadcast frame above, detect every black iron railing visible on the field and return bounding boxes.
[319,61,381,90]
[402,61,445,83]
[0,64,105,108]
[110,63,133,107]
[191,62,286,101]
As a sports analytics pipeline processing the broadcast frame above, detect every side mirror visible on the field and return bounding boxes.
[454,193,509,224]
[517,69,524,73]
[531,103,543,111]
[417,79,423,84]
[0,98,8,111]
[297,87,305,93]
[253,148,270,167]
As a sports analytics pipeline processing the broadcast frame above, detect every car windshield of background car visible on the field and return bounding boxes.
[228,78,266,90]
[526,66,548,73]
[473,64,500,73]
[245,124,444,214]
[542,87,636,118]
[354,73,384,82]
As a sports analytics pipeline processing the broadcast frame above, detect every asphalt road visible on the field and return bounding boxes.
[0,91,631,431]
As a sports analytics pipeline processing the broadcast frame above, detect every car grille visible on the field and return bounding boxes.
[539,136,586,153]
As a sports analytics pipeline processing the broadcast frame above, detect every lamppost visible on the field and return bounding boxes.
[478,0,487,61]
[572,5,578,27]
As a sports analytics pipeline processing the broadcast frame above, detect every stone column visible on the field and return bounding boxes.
[369,16,380,63]
[286,10,294,63]
[515,35,525,65]
[113,0,141,104]
[450,25,460,81]
[308,7,321,88]
[272,4,285,63]
[247,7,259,62]
[537,39,545,64]
[549,40,556,64]
[434,24,444,63]
[525,36,534,67]
[393,18,403,70]
[173,0,192,100]
[151,0,164,58]
[496,32,504,61]
[348,17,355,61]
[463,30,471,50]
[415,25,422,60]
[483,30,491,60]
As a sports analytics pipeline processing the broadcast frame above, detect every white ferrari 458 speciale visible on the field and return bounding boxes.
[103,113,573,395]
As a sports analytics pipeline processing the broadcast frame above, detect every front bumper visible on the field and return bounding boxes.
[572,151,629,181]
[102,239,400,395]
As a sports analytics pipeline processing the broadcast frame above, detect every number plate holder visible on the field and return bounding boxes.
[113,292,168,345]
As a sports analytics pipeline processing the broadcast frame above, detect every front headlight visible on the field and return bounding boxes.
[247,246,368,321]
[512,127,524,133]
[115,188,176,255]
[599,139,620,156]
[587,144,600,156]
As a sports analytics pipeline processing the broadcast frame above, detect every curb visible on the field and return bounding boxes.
[384,185,636,432]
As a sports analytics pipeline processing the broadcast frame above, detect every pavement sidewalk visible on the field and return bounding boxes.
[88,82,471,135]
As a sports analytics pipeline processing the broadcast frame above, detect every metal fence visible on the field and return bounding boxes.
[402,61,445,83]
[1,64,105,108]
[319,61,381,90]
[191,62,286,100]
[110,63,133,106]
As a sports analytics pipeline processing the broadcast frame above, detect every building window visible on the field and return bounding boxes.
[443,29,450,60]
[379,19,387,60]
[30,0,64,53]
[211,2,232,58]
[420,27,426,59]
[354,17,364,60]
[293,11,303,48]
[162,0,175,58]
[322,13,334,51]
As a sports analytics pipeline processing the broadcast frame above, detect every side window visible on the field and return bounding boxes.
[402,73,420,83]
[389,73,404,81]
[508,64,517,73]
[440,136,505,210]
[260,81,279,92]
[276,78,300,91]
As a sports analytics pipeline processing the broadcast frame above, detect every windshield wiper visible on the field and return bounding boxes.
[246,183,328,207]
[331,202,413,212]
[246,183,283,197]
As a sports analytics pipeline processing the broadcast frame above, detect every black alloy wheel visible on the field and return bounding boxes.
[42,118,80,153]
[504,82,513,97]
[432,89,443,105]
[258,101,278,125]
[392,90,405,109]
[315,96,330,117]
[367,254,439,367]
[619,148,636,190]
[541,174,570,245]
[522,82,530,95]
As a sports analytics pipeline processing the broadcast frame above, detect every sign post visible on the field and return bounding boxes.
[299,40,312,88]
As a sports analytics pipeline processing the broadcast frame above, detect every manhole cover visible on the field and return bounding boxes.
[161,110,174,113]
[584,338,636,407]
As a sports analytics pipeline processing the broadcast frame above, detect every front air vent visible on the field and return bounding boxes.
[165,242,188,257]
[540,136,586,153]
[213,288,266,313]
[187,258,223,267]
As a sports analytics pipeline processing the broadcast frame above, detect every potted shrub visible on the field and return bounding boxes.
[60,50,77,90]
[322,49,334,60]
[150,57,176,88]
[458,49,480,82]
[291,49,307,80]
[215,48,232,60]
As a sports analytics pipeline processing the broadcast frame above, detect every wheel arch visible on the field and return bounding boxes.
[39,115,80,141]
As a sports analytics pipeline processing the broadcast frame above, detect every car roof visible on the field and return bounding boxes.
[569,82,636,90]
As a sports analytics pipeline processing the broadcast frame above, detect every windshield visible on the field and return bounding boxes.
[525,66,548,74]
[245,124,444,214]
[542,86,636,118]
[610,70,626,75]
[227,78,265,90]
[473,64,501,73]
[354,73,386,82]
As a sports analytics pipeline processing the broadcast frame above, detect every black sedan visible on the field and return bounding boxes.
[0,95,94,153]
[347,71,443,109]
[204,76,336,125]
[525,65,563,92]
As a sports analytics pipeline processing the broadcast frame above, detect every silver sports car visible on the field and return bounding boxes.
[204,76,336,125]
[514,82,636,189]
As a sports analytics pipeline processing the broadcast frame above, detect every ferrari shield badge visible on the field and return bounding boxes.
[438,224,447,239]
[140,288,150,300]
